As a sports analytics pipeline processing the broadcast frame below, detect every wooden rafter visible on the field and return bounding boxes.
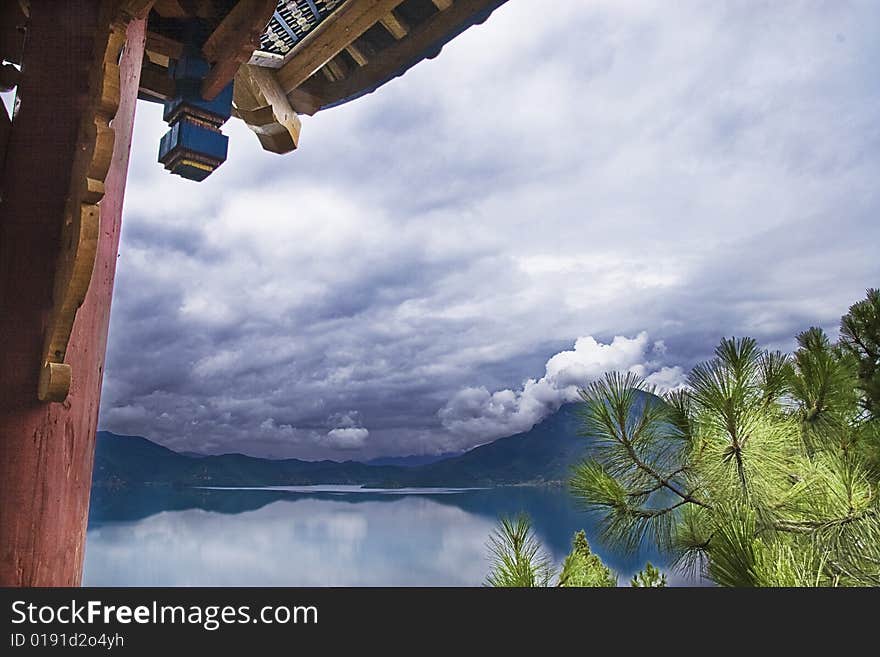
[323,57,346,82]
[380,11,409,40]
[345,43,369,67]
[276,0,404,94]
[432,0,454,9]
[200,0,277,100]
[293,0,507,115]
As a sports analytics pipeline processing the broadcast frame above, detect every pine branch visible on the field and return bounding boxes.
[617,434,712,509]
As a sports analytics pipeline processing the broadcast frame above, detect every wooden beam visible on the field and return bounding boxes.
[432,0,454,10]
[145,30,184,59]
[239,64,302,154]
[324,57,346,82]
[285,87,323,115]
[247,65,302,142]
[276,0,404,94]
[145,48,170,67]
[119,0,156,19]
[380,11,409,40]
[139,61,175,100]
[200,0,277,100]
[345,43,368,67]
[152,0,188,17]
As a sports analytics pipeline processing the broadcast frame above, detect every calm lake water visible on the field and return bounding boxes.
[83,486,697,586]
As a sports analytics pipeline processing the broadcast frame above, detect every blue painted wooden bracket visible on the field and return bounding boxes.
[157,50,232,181]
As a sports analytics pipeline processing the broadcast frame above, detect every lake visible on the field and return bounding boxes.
[83,486,698,586]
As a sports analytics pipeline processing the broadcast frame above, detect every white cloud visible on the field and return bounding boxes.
[327,411,361,429]
[645,366,687,392]
[253,418,371,453]
[439,332,685,441]
[326,427,369,450]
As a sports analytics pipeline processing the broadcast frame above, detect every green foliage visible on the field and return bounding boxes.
[840,288,880,418]
[558,531,617,587]
[570,326,880,587]
[789,328,859,451]
[838,289,880,474]
[484,514,554,587]
[485,517,616,587]
[631,562,666,587]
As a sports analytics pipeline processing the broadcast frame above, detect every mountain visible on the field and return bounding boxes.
[363,452,462,467]
[392,403,587,487]
[91,432,404,488]
[92,402,594,489]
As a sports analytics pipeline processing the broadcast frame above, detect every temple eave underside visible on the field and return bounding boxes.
[138,0,508,155]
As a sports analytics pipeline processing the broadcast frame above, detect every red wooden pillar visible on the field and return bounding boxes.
[0,4,145,586]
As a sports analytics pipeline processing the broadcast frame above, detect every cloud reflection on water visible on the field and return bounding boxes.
[84,488,699,586]
[85,496,495,586]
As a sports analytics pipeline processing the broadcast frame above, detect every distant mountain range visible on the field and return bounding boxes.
[92,402,592,489]
[363,453,463,467]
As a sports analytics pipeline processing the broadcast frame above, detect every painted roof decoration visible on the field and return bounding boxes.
[258,0,347,60]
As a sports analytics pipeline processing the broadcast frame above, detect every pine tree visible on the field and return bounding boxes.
[484,516,617,587]
[840,288,880,418]
[569,335,880,587]
[484,514,554,587]
[631,562,666,587]
[557,530,617,587]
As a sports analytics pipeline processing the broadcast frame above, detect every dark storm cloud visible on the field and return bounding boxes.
[99,1,880,458]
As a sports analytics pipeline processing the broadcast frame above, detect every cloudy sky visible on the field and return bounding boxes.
[98,0,880,459]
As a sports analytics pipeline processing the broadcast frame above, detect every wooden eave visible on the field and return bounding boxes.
[134,1,509,153]
[289,0,508,115]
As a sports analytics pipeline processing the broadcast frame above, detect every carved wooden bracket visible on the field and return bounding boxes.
[37,9,130,403]
[233,64,301,154]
